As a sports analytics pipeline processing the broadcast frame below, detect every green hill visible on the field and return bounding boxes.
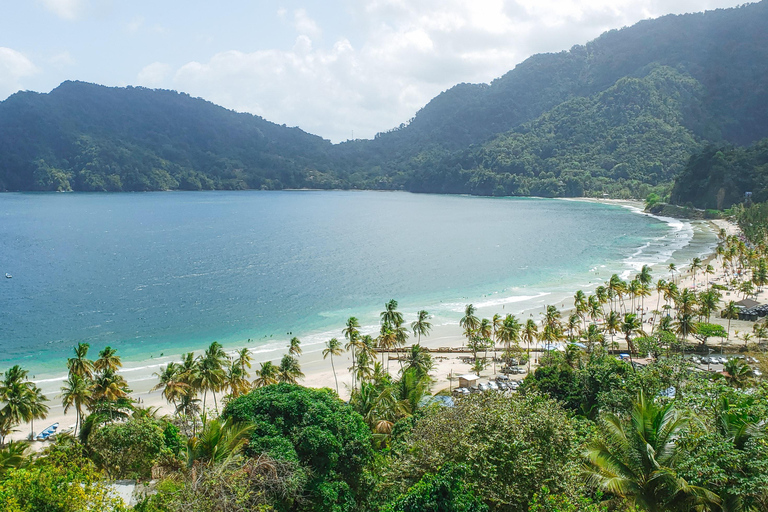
[2,1,768,195]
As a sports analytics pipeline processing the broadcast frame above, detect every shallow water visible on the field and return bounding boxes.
[0,191,716,390]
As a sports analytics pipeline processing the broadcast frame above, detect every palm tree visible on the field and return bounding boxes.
[705,264,715,287]
[722,301,740,343]
[638,264,653,287]
[233,348,252,376]
[91,368,131,402]
[498,314,521,361]
[411,310,432,343]
[224,361,251,398]
[93,346,121,373]
[198,342,227,413]
[621,313,644,359]
[381,299,404,328]
[67,342,94,379]
[690,257,703,289]
[605,310,621,347]
[377,325,399,372]
[253,361,279,388]
[401,344,435,380]
[277,354,304,384]
[723,359,753,388]
[584,392,719,511]
[522,319,538,372]
[152,362,189,413]
[668,262,677,284]
[343,317,362,388]
[60,373,92,432]
[185,417,254,468]
[459,304,480,341]
[288,337,302,357]
[0,366,50,439]
[323,338,343,394]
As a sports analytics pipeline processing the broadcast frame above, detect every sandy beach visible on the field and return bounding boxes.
[9,215,751,444]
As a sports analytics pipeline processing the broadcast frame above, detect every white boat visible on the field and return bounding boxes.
[4,273,11,279]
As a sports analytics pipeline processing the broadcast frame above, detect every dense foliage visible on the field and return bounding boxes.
[222,384,373,511]
[3,2,768,197]
[671,138,768,209]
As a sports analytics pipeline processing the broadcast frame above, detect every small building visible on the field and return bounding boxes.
[458,374,480,389]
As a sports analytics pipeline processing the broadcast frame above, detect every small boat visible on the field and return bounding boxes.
[4,273,11,279]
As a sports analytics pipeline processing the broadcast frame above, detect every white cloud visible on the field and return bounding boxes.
[137,62,171,87]
[40,0,86,20]
[293,9,322,39]
[0,47,39,98]
[49,51,75,68]
[157,0,749,141]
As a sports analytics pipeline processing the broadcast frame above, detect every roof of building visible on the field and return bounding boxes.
[457,374,480,381]
[736,298,760,309]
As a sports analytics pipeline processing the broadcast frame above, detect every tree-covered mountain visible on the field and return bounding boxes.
[2,1,768,195]
[671,138,768,209]
[0,82,342,192]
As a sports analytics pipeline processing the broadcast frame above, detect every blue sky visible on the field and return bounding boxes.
[0,0,746,142]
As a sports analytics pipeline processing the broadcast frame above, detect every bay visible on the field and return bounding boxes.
[0,191,715,385]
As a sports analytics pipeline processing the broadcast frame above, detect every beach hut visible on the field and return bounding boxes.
[458,374,480,389]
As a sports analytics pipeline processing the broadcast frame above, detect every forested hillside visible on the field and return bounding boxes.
[671,138,768,209]
[2,1,768,195]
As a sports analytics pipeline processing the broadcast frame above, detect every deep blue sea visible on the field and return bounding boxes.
[0,191,715,386]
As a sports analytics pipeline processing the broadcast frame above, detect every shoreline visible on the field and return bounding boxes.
[6,203,733,443]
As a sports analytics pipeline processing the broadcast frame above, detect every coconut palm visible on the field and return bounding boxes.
[690,257,703,289]
[277,354,304,384]
[288,337,302,357]
[401,344,435,380]
[185,417,254,468]
[460,304,480,337]
[522,319,538,372]
[0,441,31,477]
[198,342,227,413]
[668,262,677,283]
[233,348,252,375]
[603,310,620,347]
[91,368,131,402]
[224,361,251,398]
[411,310,432,343]
[67,342,94,379]
[498,314,521,358]
[93,346,121,374]
[381,299,404,328]
[584,392,719,511]
[638,264,653,287]
[588,295,603,325]
[152,362,189,412]
[723,359,753,388]
[722,301,740,342]
[60,373,92,432]
[541,305,564,344]
[377,325,399,372]
[323,337,343,394]
[0,365,50,439]
[621,313,644,357]
[704,264,715,287]
[343,317,362,388]
[674,313,698,343]
[253,361,279,388]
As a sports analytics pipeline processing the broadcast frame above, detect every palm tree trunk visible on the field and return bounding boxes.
[331,356,338,394]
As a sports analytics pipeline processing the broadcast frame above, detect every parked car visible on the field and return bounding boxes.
[487,381,499,391]
[452,387,470,396]
[508,381,520,390]
[478,383,490,392]
[690,356,701,364]
[496,374,510,382]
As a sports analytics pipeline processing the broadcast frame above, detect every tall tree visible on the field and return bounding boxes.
[151,362,189,414]
[288,337,302,357]
[253,361,279,388]
[67,342,94,380]
[411,310,432,343]
[60,373,92,433]
[381,299,404,328]
[323,337,343,394]
[198,341,227,413]
[93,346,121,374]
[277,355,304,384]
[584,392,719,511]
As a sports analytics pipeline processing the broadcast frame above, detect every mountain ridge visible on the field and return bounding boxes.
[2,1,768,196]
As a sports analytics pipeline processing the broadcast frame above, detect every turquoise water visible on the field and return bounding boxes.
[0,191,715,386]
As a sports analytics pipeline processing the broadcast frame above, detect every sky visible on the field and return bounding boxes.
[0,0,749,142]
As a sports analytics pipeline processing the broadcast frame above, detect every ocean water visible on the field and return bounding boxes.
[0,191,716,389]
